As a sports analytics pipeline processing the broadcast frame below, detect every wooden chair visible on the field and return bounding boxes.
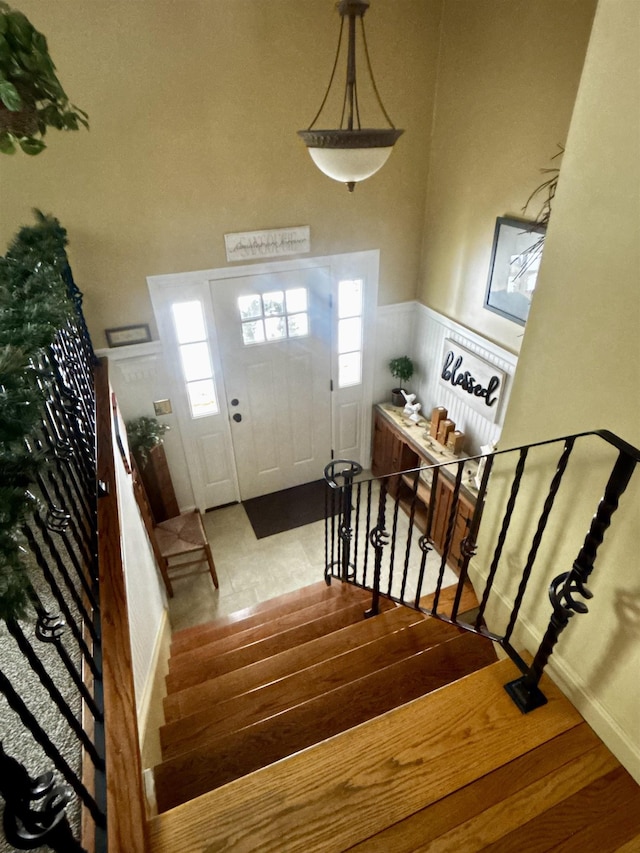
[132,462,219,597]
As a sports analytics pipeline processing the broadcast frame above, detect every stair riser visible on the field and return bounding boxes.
[160,619,464,759]
[163,607,424,723]
[155,633,498,812]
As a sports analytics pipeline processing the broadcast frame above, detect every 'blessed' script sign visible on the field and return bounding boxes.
[438,339,505,423]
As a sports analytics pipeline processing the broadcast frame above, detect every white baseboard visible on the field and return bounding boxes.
[137,608,170,739]
[468,562,640,784]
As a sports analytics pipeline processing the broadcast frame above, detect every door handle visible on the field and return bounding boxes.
[232,413,242,423]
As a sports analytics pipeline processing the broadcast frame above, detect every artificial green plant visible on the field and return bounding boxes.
[0,210,74,620]
[0,1,88,155]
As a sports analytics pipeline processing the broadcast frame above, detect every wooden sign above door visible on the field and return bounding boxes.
[224,226,310,262]
[438,338,506,423]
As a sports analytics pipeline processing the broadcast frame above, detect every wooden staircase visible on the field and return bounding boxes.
[149,580,640,852]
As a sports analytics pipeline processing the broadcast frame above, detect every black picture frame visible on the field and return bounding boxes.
[105,324,152,347]
[484,216,546,326]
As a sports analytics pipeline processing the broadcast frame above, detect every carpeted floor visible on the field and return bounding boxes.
[242,479,337,539]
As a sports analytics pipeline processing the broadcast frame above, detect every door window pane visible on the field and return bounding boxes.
[186,379,218,417]
[238,294,262,320]
[337,278,364,388]
[286,288,307,314]
[338,352,361,387]
[265,316,286,341]
[179,342,211,382]
[242,320,265,345]
[172,299,220,418]
[263,291,285,316]
[239,288,309,344]
[287,313,308,338]
[338,279,362,319]
[172,301,206,343]
[338,317,362,354]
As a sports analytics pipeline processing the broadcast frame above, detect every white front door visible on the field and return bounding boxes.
[148,251,379,510]
[210,267,332,500]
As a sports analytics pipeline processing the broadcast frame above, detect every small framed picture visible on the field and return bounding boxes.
[105,324,152,347]
[484,216,546,326]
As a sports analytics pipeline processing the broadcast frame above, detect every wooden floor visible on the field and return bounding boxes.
[149,581,640,853]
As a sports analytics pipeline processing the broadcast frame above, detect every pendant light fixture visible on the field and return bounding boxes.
[298,0,403,192]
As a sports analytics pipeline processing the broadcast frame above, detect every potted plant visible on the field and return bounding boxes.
[0,1,89,155]
[126,416,169,466]
[389,356,414,406]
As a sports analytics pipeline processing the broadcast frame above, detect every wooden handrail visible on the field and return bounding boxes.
[95,359,149,853]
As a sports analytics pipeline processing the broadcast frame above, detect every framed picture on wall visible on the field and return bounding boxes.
[484,216,546,326]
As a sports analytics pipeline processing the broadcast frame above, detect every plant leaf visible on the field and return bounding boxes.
[18,136,45,155]
[0,78,22,111]
[0,130,15,153]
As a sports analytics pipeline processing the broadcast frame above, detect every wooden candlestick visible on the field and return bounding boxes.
[437,419,455,445]
[447,430,465,455]
[429,406,448,439]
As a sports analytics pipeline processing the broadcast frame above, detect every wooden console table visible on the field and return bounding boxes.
[371,404,480,571]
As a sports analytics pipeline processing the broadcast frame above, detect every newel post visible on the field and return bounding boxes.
[323,460,362,583]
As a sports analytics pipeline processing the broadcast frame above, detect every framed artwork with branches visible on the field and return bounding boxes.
[483,216,546,326]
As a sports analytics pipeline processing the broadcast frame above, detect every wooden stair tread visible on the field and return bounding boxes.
[478,762,640,853]
[165,598,395,694]
[345,723,622,851]
[168,582,373,667]
[160,617,463,759]
[154,631,498,811]
[170,580,332,653]
[163,606,424,723]
[419,579,479,615]
[149,658,585,853]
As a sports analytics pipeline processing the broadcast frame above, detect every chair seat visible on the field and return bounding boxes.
[155,512,208,558]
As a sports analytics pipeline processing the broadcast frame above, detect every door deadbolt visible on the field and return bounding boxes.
[231,398,239,406]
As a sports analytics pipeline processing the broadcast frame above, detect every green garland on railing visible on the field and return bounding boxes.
[0,210,74,620]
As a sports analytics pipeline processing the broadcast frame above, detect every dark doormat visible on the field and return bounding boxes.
[242,479,336,539]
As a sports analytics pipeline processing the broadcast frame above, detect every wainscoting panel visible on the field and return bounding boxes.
[412,305,518,454]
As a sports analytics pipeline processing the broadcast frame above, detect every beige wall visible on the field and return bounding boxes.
[0,0,440,347]
[418,0,596,354]
[478,0,640,780]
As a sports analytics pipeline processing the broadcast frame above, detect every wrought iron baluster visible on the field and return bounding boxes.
[22,524,101,683]
[29,513,99,645]
[386,494,401,597]
[451,455,493,622]
[432,464,463,614]
[5,621,104,769]
[366,479,389,618]
[413,534,433,609]
[475,448,528,629]
[400,471,420,603]
[361,479,373,587]
[0,743,87,853]
[505,449,638,712]
[504,438,575,643]
[0,673,105,828]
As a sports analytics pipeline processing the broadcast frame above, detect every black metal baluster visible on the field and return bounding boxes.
[505,449,638,712]
[21,526,102,685]
[0,673,105,828]
[352,482,362,585]
[386,494,401,597]
[366,479,389,618]
[5,621,104,769]
[451,455,493,622]
[0,743,87,853]
[361,480,373,587]
[504,439,575,644]
[28,514,99,647]
[413,535,432,609]
[475,448,528,629]
[432,464,463,613]
[400,471,420,603]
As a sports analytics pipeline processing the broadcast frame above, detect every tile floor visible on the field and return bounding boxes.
[167,502,328,633]
[166,488,458,634]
